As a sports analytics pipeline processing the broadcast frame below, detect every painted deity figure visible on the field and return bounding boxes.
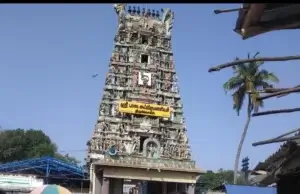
[146,142,160,158]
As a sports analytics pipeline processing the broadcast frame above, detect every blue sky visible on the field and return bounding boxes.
[1,4,300,171]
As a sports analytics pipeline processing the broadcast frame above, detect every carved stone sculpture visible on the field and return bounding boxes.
[143,138,161,158]
[162,8,174,37]
[88,6,196,169]
[113,4,127,30]
[124,141,136,155]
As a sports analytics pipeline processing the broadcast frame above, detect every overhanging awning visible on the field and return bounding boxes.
[235,4,300,39]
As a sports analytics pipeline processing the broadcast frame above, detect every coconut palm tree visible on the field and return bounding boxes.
[223,52,279,184]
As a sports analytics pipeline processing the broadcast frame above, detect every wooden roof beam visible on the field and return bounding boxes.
[257,87,300,101]
[253,128,300,146]
[240,4,266,39]
[252,108,300,117]
[208,54,300,73]
[234,4,300,39]
[213,7,247,15]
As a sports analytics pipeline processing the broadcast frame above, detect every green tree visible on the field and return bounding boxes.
[0,128,80,165]
[0,129,56,163]
[223,53,279,184]
[55,153,81,166]
[196,169,248,192]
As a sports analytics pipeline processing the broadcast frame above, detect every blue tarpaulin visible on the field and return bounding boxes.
[225,184,277,194]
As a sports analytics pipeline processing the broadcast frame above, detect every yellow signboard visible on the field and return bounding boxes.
[118,101,171,118]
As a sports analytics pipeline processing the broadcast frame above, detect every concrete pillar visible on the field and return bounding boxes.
[90,164,94,194]
[102,178,110,194]
[91,165,102,194]
[110,178,124,194]
[95,173,102,194]
[187,184,195,194]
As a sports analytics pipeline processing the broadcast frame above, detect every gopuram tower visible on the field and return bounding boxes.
[87,4,205,194]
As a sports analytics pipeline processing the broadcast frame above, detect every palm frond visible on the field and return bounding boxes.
[250,92,262,113]
[232,57,240,73]
[253,52,260,58]
[223,76,243,93]
[247,53,264,76]
[224,53,279,115]
[264,73,280,83]
[256,70,279,83]
[232,86,246,115]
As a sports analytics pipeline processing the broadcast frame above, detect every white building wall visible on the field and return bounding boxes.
[0,173,43,191]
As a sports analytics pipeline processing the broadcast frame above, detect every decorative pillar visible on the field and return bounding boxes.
[89,164,94,194]
[91,165,102,194]
[102,178,110,194]
[94,173,102,194]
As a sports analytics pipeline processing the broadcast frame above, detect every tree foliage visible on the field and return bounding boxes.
[223,53,279,183]
[0,128,80,165]
[196,169,248,192]
[223,52,279,116]
[55,153,81,166]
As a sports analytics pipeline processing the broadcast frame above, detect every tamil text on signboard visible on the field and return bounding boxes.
[118,101,171,118]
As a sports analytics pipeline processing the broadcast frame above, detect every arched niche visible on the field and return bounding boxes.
[143,138,161,158]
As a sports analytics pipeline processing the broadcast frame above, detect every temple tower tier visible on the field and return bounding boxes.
[87,4,205,194]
